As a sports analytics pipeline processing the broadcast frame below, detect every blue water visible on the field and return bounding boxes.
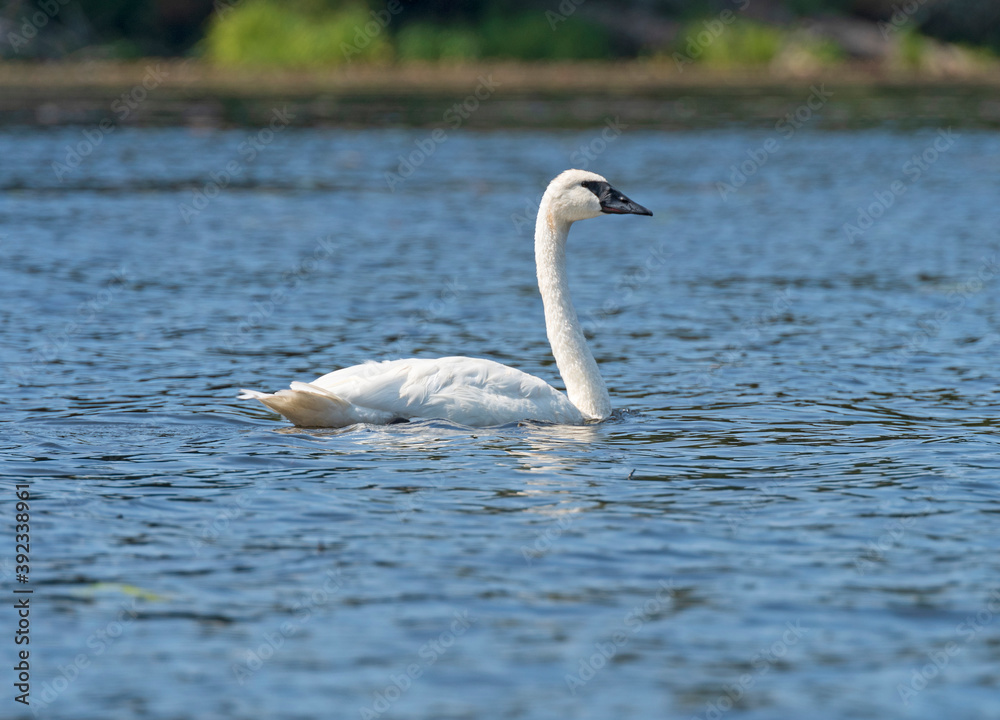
[2,126,999,720]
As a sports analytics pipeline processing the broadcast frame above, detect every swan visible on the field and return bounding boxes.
[239,169,652,427]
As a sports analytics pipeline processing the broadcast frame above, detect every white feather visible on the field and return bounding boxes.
[239,169,651,427]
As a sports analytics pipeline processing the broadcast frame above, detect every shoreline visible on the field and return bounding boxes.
[2,60,999,128]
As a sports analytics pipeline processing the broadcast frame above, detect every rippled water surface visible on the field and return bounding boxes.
[2,127,999,720]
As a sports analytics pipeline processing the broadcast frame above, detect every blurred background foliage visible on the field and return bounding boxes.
[1,0,998,67]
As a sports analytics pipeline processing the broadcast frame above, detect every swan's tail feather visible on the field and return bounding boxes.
[239,383,398,428]
[239,383,354,427]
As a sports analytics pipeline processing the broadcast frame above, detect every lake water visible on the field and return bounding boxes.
[1,126,999,720]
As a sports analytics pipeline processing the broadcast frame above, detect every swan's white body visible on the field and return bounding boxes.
[239,169,651,427]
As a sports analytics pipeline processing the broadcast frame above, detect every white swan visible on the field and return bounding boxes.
[239,169,652,427]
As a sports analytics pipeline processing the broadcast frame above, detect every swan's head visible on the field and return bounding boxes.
[543,169,652,224]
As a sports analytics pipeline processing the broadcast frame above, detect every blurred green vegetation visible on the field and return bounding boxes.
[899,28,932,69]
[669,19,844,70]
[893,26,998,73]
[674,19,785,67]
[476,11,611,61]
[203,2,611,65]
[396,23,483,62]
[1,0,997,67]
[397,13,610,61]
[204,1,391,66]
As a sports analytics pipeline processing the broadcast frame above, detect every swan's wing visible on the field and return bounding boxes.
[311,357,583,426]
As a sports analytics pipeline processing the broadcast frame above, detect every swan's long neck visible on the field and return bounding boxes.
[535,203,611,420]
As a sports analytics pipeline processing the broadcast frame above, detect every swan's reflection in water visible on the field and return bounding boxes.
[274,417,605,468]
[272,417,615,518]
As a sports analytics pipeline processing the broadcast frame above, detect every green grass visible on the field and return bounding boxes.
[479,11,611,61]
[396,24,483,61]
[205,1,611,65]
[695,20,784,67]
[898,28,929,69]
[204,0,392,67]
[895,27,998,71]
[670,19,844,70]
[395,12,611,62]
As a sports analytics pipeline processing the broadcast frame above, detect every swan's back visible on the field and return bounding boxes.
[312,357,583,426]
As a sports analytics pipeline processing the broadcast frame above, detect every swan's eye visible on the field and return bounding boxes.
[581,180,609,198]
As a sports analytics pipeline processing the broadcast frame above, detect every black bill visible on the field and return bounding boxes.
[583,180,653,216]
